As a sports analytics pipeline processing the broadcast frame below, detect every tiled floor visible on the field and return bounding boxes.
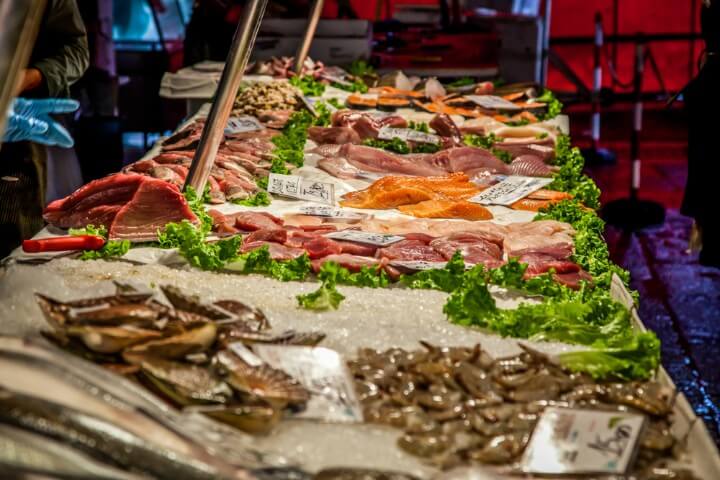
[572,105,720,443]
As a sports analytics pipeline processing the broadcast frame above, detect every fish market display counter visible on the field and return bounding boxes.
[1,73,719,479]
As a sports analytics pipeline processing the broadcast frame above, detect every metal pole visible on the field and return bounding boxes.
[294,0,325,76]
[630,40,645,201]
[184,0,269,194]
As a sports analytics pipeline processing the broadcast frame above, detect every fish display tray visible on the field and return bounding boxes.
[1,89,719,479]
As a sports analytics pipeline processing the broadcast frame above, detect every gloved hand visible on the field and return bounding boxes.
[3,98,79,148]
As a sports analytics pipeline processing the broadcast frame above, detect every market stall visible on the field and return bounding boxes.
[1,7,719,478]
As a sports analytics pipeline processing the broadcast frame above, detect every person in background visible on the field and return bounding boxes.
[0,0,89,258]
[183,0,247,66]
[683,0,720,268]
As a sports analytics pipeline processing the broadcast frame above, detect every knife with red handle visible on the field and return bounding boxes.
[22,235,105,253]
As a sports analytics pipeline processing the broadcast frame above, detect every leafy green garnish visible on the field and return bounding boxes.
[464,133,512,163]
[332,78,368,93]
[401,252,467,292]
[464,133,499,150]
[297,262,345,310]
[536,199,629,290]
[408,121,430,133]
[447,77,475,88]
[327,98,343,109]
[230,245,311,281]
[537,132,549,140]
[535,89,563,120]
[69,224,108,238]
[232,191,271,207]
[78,240,131,261]
[157,220,241,271]
[348,59,375,77]
[69,224,130,261]
[183,186,213,233]
[289,75,326,97]
[363,137,410,154]
[441,262,658,380]
[546,135,601,209]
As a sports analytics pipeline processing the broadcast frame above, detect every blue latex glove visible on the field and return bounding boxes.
[4,98,79,148]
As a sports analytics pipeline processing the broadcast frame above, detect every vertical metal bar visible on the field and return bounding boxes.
[630,40,645,200]
[295,0,325,76]
[541,0,553,86]
[184,0,269,194]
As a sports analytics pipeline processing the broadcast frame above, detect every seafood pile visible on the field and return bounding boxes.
[36,284,325,435]
[349,343,696,478]
[234,80,302,116]
[249,56,326,79]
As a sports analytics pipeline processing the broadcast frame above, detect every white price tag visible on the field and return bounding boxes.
[466,95,522,111]
[378,127,440,145]
[298,206,367,220]
[469,176,553,206]
[389,260,450,271]
[390,260,474,271]
[325,230,404,246]
[267,173,335,205]
[225,116,263,135]
[253,345,363,423]
[522,407,644,475]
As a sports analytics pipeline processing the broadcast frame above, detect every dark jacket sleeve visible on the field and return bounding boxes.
[31,0,89,98]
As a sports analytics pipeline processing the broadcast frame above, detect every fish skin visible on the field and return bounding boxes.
[0,387,237,480]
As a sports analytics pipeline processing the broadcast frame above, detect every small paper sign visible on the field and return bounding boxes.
[325,230,404,246]
[389,260,474,271]
[522,407,644,475]
[469,176,553,206]
[267,173,335,205]
[378,127,440,145]
[225,116,263,135]
[466,95,522,111]
[298,206,367,220]
[253,345,363,423]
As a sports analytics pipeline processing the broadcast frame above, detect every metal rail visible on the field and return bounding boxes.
[294,0,325,75]
[184,0,269,194]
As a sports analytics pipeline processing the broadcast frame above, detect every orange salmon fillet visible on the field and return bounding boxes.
[398,199,493,220]
[340,173,480,210]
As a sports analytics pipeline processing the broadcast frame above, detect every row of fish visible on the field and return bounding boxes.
[207,209,588,288]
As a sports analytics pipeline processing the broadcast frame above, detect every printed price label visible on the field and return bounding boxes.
[267,173,335,205]
[378,127,440,145]
[253,345,363,423]
[298,95,318,117]
[389,260,474,271]
[469,176,553,206]
[225,116,263,135]
[522,407,644,474]
[389,260,451,271]
[298,206,367,220]
[325,230,404,246]
[466,95,522,111]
